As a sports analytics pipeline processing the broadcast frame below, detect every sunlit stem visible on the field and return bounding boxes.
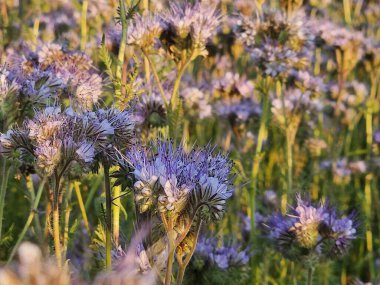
[80,0,88,51]
[53,173,62,268]
[142,49,168,105]
[7,178,47,263]
[171,59,191,110]
[343,0,352,25]
[164,216,175,285]
[73,181,90,232]
[176,220,203,285]
[62,182,73,261]
[113,185,121,247]
[104,164,112,269]
[116,0,128,97]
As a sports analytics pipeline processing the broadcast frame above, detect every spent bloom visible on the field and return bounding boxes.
[265,195,358,267]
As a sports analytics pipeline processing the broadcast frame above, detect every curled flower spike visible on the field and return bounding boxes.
[126,140,234,222]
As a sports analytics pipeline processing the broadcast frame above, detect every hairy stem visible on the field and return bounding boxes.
[164,217,175,285]
[104,164,112,269]
[52,173,62,268]
[7,178,47,263]
[176,220,203,285]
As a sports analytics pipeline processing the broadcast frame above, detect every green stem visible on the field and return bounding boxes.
[116,0,127,84]
[104,164,112,269]
[74,181,90,232]
[62,182,73,261]
[142,49,167,105]
[112,185,121,247]
[250,91,270,238]
[307,268,314,285]
[0,159,11,240]
[7,178,47,263]
[171,61,190,110]
[80,0,88,51]
[53,174,62,268]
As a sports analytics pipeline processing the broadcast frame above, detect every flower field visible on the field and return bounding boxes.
[0,0,379,284]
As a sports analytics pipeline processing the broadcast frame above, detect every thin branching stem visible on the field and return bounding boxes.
[7,177,47,263]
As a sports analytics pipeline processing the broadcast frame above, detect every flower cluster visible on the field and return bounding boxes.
[212,72,260,129]
[265,196,357,267]
[0,106,134,177]
[6,43,103,111]
[195,236,250,269]
[236,10,314,77]
[126,2,221,61]
[127,140,234,221]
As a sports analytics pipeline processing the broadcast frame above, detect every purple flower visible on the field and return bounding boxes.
[126,140,234,221]
[265,195,358,266]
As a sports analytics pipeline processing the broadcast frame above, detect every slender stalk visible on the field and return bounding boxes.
[116,0,127,84]
[177,220,203,285]
[307,268,314,285]
[250,91,270,237]
[62,183,73,261]
[7,178,47,263]
[165,245,175,285]
[171,61,190,109]
[142,0,150,86]
[142,49,167,105]
[112,185,121,247]
[52,170,64,267]
[164,217,175,285]
[73,181,90,232]
[80,0,88,51]
[104,164,112,269]
[53,205,62,267]
[0,159,11,240]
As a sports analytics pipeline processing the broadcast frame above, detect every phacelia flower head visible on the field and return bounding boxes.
[236,10,314,77]
[265,195,358,267]
[159,1,221,61]
[126,140,234,222]
[127,13,162,50]
[0,106,120,177]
